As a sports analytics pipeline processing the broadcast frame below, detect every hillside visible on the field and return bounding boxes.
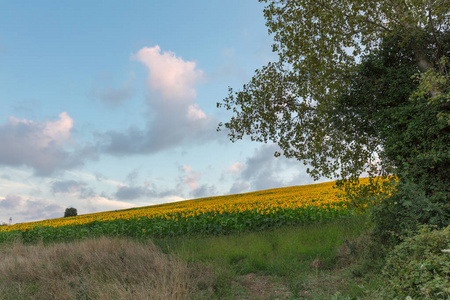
[0,179,367,243]
[0,178,398,299]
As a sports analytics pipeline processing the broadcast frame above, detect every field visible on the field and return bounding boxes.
[0,216,378,299]
[0,178,387,299]
[0,179,365,244]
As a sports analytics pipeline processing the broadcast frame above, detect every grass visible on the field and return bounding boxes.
[153,215,383,299]
[0,215,383,299]
[0,237,208,300]
[0,176,389,299]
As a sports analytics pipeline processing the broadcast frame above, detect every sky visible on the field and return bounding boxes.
[0,0,328,224]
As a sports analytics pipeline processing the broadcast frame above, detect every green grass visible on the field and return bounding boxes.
[154,215,382,299]
[0,214,384,299]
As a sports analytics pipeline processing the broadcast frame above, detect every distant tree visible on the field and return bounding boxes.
[64,207,78,218]
[0,222,7,226]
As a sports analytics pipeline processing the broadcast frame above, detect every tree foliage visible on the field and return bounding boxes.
[217,1,449,238]
[64,207,78,218]
[334,33,449,206]
[218,0,449,183]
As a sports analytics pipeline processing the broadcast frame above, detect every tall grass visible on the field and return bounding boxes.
[0,237,210,300]
[155,215,381,299]
[0,216,381,299]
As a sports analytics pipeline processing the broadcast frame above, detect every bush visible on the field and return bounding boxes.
[64,207,78,218]
[381,225,450,299]
[370,179,449,246]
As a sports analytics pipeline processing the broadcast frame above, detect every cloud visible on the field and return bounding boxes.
[0,194,22,210]
[240,145,283,188]
[133,45,204,101]
[191,184,218,198]
[228,181,250,195]
[22,199,63,222]
[124,169,140,184]
[0,195,64,223]
[115,184,152,201]
[0,113,72,175]
[0,112,98,176]
[86,195,136,211]
[93,85,133,107]
[51,180,94,198]
[143,165,216,200]
[227,162,245,174]
[90,74,134,107]
[182,165,201,190]
[11,99,42,115]
[51,180,84,193]
[227,144,313,193]
[99,45,217,156]
[177,165,218,198]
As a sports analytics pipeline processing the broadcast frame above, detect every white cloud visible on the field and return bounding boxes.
[87,195,135,211]
[100,45,217,156]
[152,195,185,204]
[187,104,207,121]
[8,112,72,148]
[0,112,94,176]
[133,45,204,101]
[42,112,73,145]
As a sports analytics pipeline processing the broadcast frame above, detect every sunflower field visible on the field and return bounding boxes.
[0,179,381,244]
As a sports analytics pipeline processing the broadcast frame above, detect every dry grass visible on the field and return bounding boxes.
[0,237,212,300]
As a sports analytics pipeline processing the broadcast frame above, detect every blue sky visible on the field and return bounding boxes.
[0,1,326,224]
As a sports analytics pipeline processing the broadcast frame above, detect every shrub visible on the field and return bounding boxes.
[64,207,78,218]
[381,225,450,299]
[370,179,449,246]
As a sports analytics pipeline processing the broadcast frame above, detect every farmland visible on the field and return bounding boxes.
[0,179,371,244]
[0,178,394,299]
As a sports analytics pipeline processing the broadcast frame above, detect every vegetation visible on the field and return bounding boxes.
[0,237,199,299]
[155,215,376,299]
[218,0,449,183]
[0,177,448,298]
[1,1,448,297]
[217,0,449,229]
[381,225,450,299]
[0,179,372,244]
[216,1,449,298]
[64,207,78,218]
[1,215,380,299]
[334,34,450,242]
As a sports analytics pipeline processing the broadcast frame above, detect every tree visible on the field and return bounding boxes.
[331,34,449,238]
[64,207,78,218]
[217,1,449,238]
[218,0,449,183]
